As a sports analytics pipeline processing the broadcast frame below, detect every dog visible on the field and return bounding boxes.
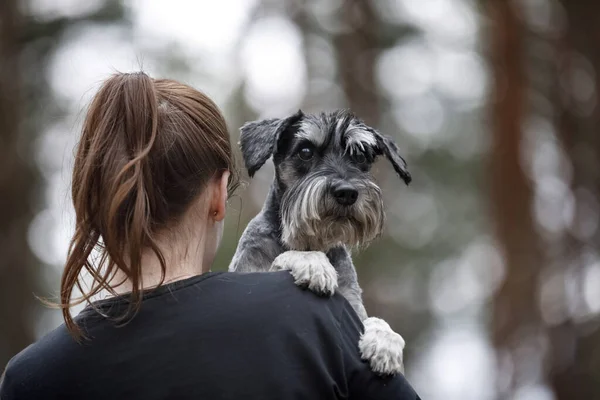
[228,109,411,375]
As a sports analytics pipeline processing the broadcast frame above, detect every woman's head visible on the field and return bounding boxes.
[61,71,239,338]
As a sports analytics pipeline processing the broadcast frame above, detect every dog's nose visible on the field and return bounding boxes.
[331,182,358,206]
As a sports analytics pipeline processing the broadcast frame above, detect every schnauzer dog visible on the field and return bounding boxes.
[228,109,411,375]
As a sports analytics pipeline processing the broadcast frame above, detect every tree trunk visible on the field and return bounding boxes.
[487,0,544,395]
[0,0,38,370]
[332,0,379,126]
[548,2,600,399]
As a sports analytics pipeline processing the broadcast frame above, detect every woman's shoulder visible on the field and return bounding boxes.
[213,270,350,309]
[205,270,355,330]
[0,324,75,398]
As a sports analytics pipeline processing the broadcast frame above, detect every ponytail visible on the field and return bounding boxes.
[60,72,167,340]
[55,71,238,340]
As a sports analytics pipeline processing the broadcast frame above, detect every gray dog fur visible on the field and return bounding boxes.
[228,109,411,374]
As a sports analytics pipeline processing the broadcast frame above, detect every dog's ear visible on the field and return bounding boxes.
[239,118,281,178]
[371,130,412,185]
[239,110,304,178]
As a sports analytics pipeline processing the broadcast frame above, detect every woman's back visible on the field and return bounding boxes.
[1,271,418,399]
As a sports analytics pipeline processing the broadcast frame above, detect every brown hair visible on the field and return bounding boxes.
[58,71,239,340]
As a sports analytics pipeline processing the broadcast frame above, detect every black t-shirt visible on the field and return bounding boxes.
[0,271,420,399]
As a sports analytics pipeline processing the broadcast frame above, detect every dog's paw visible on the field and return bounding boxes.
[359,317,405,375]
[271,251,338,296]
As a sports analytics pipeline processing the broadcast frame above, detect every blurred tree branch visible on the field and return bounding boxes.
[21,0,128,46]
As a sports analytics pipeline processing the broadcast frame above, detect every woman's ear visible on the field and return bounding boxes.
[210,171,230,222]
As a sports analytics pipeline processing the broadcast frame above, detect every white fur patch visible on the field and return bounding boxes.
[281,176,329,246]
[271,251,338,296]
[359,317,405,375]
[345,125,377,155]
[297,120,326,146]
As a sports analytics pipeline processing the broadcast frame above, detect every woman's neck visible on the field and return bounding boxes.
[108,233,212,296]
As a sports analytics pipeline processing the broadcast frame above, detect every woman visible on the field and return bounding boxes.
[0,72,420,399]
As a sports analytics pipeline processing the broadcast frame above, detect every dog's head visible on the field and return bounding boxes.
[240,109,411,251]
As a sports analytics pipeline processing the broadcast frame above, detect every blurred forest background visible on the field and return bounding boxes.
[1,0,599,399]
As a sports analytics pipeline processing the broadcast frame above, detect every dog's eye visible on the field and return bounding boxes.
[352,153,366,164]
[298,147,314,161]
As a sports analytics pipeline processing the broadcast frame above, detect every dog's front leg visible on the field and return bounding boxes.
[359,317,405,375]
[325,247,368,320]
[271,251,339,297]
[327,247,406,375]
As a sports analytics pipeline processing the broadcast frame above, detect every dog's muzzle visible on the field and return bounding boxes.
[280,176,385,251]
